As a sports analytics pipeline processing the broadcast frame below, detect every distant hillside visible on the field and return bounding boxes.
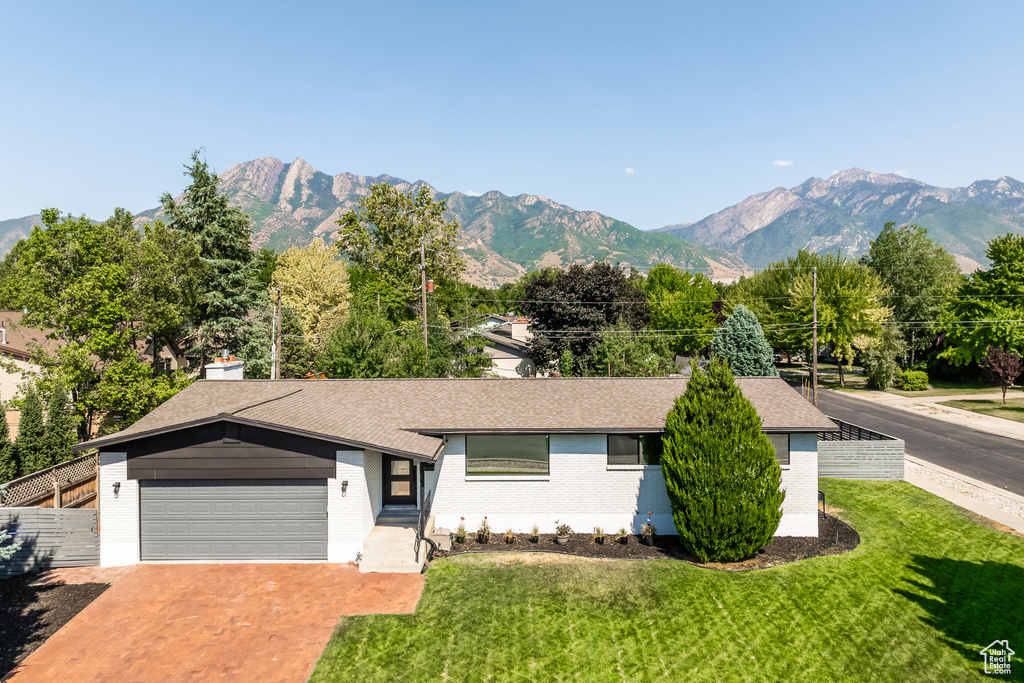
[656,169,1024,270]
[0,215,39,255]
[136,157,747,286]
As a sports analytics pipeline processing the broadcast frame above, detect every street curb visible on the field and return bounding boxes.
[905,455,1024,524]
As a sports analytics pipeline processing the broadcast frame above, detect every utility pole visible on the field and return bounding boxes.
[274,286,283,380]
[420,243,429,354]
[811,266,818,408]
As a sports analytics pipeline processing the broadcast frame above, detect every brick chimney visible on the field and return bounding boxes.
[205,350,244,380]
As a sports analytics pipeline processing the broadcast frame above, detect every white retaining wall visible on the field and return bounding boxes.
[98,452,140,567]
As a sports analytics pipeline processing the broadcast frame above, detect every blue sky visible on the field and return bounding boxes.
[2,1,1023,230]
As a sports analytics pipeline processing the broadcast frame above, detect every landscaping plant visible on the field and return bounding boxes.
[617,527,629,544]
[477,516,490,544]
[454,518,467,544]
[0,526,22,564]
[710,305,778,376]
[981,346,1023,404]
[530,525,539,543]
[898,369,929,391]
[661,356,785,562]
[593,526,605,544]
[504,528,515,544]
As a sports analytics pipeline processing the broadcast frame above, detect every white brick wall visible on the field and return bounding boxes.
[429,433,819,538]
[776,433,818,536]
[328,450,373,562]
[98,452,140,566]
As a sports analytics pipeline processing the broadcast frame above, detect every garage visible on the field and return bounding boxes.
[140,479,328,561]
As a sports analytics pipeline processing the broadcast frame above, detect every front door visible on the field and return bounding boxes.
[383,454,416,506]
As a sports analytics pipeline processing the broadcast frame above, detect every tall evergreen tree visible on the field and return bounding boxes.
[44,382,76,466]
[16,386,47,476]
[711,305,778,376]
[162,150,258,368]
[0,404,17,483]
[661,357,785,562]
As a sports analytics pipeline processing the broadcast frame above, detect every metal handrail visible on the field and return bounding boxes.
[415,488,433,564]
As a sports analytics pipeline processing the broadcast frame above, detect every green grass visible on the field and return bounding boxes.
[939,398,1024,424]
[311,480,1024,682]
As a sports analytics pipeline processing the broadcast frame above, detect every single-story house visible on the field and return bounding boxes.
[79,371,835,569]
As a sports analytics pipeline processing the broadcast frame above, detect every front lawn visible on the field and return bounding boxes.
[939,398,1024,424]
[312,480,1024,682]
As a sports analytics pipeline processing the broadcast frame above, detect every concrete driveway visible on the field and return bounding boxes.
[5,563,424,682]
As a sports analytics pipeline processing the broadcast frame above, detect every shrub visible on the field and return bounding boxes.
[593,526,605,543]
[899,369,929,391]
[641,522,656,538]
[861,326,906,390]
[530,525,539,543]
[554,521,572,537]
[454,517,467,543]
[504,528,515,544]
[661,356,785,562]
[0,526,21,564]
[616,527,629,544]
[477,516,490,542]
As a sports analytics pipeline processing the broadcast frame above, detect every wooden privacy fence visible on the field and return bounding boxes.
[0,507,99,578]
[0,452,98,509]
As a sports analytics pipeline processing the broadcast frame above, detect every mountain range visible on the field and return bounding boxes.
[134,157,745,286]
[656,168,1024,270]
[4,159,1024,282]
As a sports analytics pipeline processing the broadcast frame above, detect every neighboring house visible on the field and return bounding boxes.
[79,369,836,570]
[0,312,60,403]
[482,316,537,378]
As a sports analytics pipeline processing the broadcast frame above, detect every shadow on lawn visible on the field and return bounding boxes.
[895,555,1024,668]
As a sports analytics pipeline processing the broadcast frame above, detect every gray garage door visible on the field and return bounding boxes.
[140,479,328,561]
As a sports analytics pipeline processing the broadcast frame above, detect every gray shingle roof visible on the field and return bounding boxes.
[80,377,835,460]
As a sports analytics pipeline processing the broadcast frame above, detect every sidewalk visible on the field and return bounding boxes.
[905,455,1024,535]
[831,388,1024,442]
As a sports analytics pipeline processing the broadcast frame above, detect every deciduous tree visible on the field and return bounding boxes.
[271,239,350,351]
[981,347,1022,404]
[643,263,718,355]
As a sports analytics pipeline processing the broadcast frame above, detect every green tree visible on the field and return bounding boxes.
[860,325,908,390]
[0,406,17,483]
[711,305,778,376]
[252,247,278,290]
[940,234,1024,365]
[44,382,76,466]
[522,262,651,370]
[660,357,785,562]
[863,223,962,365]
[135,220,205,355]
[586,324,677,377]
[318,306,401,379]
[788,253,890,386]
[335,183,464,302]
[95,356,194,434]
[271,239,350,351]
[16,385,47,475]
[0,525,22,564]
[559,347,576,377]
[162,150,258,366]
[726,251,822,360]
[642,263,719,355]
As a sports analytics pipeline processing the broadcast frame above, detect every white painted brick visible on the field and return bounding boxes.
[428,433,817,538]
[98,452,139,566]
[328,450,376,563]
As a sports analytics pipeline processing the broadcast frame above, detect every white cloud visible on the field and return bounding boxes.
[771,160,794,167]
[624,167,637,175]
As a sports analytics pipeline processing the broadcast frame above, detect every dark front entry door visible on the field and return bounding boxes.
[383,454,416,506]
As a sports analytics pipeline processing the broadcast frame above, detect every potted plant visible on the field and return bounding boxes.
[454,517,467,544]
[617,527,629,545]
[641,511,656,546]
[530,525,540,543]
[504,528,516,544]
[593,526,605,545]
[477,516,491,544]
[554,520,572,546]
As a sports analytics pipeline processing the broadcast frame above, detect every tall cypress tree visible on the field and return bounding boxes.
[162,150,258,368]
[16,386,48,476]
[661,357,785,562]
[0,403,18,483]
[711,305,778,376]
[45,382,76,466]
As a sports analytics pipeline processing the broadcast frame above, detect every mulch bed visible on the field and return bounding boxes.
[0,574,109,676]
[436,513,859,571]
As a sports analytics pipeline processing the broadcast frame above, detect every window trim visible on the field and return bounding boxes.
[465,434,550,477]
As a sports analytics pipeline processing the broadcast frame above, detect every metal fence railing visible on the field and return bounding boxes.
[415,488,433,564]
[818,418,897,442]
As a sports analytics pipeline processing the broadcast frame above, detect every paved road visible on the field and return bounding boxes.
[815,389,1024,497]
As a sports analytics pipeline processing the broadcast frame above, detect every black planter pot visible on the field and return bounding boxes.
[642,535,654,546]
[478,533,489,544]
[595,537,604,545]
[554,535,569,546]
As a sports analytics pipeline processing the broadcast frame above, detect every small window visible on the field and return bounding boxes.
[768,433,790,465]
[466,434,549,476]
[607,434,662,466]
[224,424,240,443]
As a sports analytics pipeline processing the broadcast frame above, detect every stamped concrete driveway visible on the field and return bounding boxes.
[6,563,424,682]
